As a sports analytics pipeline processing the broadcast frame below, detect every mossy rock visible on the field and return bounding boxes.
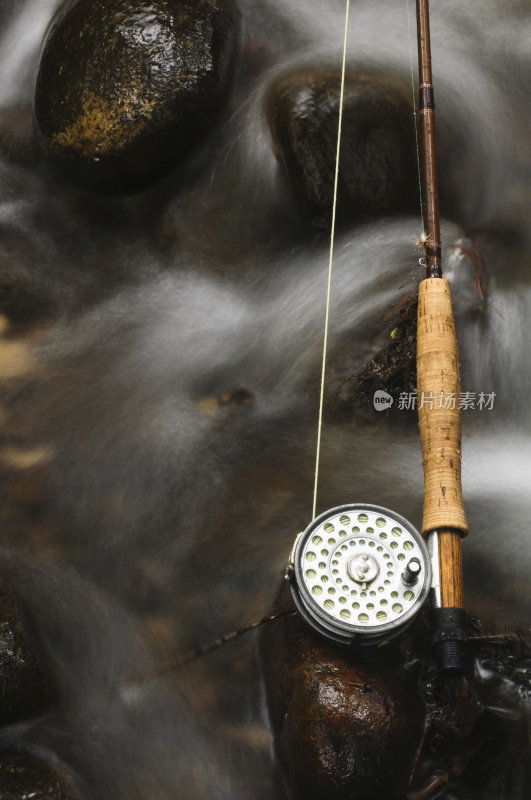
[267,67,418,226]
[0,753,80,799]
[34,0,241,193]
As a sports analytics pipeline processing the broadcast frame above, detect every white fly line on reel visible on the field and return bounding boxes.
[288,504,431,645]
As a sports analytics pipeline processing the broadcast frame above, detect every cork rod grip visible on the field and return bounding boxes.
[417,278,468,536]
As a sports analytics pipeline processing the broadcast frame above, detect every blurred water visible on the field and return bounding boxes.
[0,0,530,798]
[0,0,61,106]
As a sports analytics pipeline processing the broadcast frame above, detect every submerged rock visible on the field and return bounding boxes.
[0,752,80,800]
[267,68,418,226]
[0,584,56,724]
[34,0,241,193]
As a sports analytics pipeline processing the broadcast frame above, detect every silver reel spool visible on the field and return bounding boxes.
[288,504,432,646]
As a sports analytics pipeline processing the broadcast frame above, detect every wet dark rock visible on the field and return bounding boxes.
[267,68,418,226]
[259,591,531,800]
[350,291,418,413]
[0,752,80,799]
[34,0,241,193]
[259,598,425,800]
[301,290,419,418]
[0,584,57,725]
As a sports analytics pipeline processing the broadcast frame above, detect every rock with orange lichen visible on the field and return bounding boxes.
[34,0,241,193]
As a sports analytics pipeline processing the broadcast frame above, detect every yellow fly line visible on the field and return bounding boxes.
[311,0,351,521]
[311,0,426,521]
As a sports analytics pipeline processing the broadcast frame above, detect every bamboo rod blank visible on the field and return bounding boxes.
[417,278,468,536]
[416,0,441,279]
[416,1,468,657]
[438,529,464,608]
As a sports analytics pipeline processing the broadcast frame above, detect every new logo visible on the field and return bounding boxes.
[373,390,393,411]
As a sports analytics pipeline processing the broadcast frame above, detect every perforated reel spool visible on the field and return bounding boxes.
[289,504,432,645]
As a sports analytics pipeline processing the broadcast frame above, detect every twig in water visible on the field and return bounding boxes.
[125,606,296,687]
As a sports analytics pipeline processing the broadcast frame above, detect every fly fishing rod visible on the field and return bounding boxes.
[287,0,468,674]
[415,0,468,673]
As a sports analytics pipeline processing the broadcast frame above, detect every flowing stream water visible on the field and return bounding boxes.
[0,0,530,798]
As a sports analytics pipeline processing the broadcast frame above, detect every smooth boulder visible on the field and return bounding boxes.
[267,68,418,225]
[259,600,425,800]
[34,0,241,193]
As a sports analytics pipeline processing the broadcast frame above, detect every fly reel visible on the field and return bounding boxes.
[288,504,432,646]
